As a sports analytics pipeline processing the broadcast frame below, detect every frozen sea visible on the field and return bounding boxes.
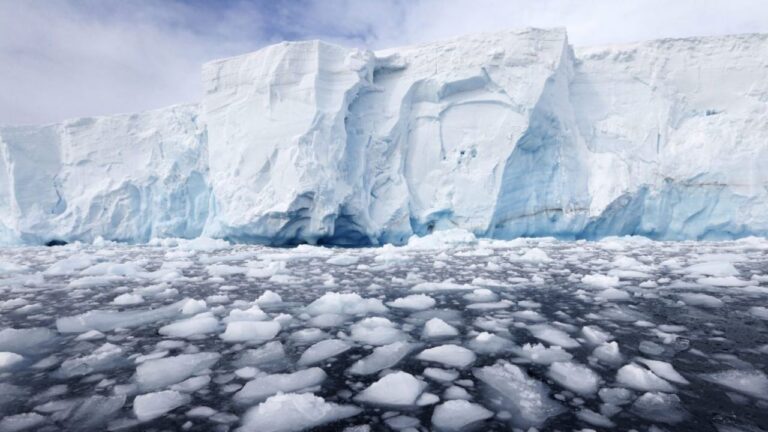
[0,231,767,432]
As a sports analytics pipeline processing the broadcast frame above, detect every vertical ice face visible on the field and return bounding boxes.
[573,34,768,239]
[0,104,209,244]
[352,29,575,242]
[0,30,767,245]
[202,41,376,244]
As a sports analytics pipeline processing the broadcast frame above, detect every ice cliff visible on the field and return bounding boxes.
[1,28,766,245]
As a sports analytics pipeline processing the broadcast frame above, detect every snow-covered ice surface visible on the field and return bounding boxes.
[0,232,767,431]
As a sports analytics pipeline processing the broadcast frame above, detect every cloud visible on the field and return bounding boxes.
[2,0,767,125]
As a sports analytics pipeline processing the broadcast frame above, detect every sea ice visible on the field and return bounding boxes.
[701,369,768,400]
[347,341,414,375]
[387,294,436,310]
[350,317,406,345]
[305,292,388,316]
[220,321,281,342]
[417,344,476,368]
[298,339,352,366]
[548,361,600,395]
[133,390,191,421]
[135,352,220,391]
[234,368,327,404]
[631,392,688,424]
[422,318,460,339]
[238,393,361,432]
[517,343,573,364]
[0,352,23,370]
[616,363,676,393]
[354,371,426,407]
[678,293,724,308]
[527,324,580,349]
[474,361,565,428]
[159,313,219,338]
[431,400,494,431]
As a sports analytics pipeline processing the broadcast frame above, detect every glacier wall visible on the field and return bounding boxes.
[0,29,766,245]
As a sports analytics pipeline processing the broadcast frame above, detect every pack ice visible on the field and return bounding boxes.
[1,29,766,245]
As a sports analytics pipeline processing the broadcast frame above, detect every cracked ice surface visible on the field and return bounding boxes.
[0,231,767,431]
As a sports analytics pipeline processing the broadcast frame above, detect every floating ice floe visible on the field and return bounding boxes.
[135,352,220,391]
[159,312,219,338]
[56,342,125,378]
[238,393,361,432]
[350,317,406,345]
[56,299,190,333]
[133,390,191,421]
[354,371,426,407]
[298,339,352,366]
[631,392,688,424]
[526,324,580,349]
[305,292,388,316]
[422,318,460,339]
[347,341,415,375]
[678,293,724,308]
[701,369,768,400]
[548,361,601,395]
[474,361,565,429]
[0,352,23,371]
[616,363,676,393]
[516,343,573,364]
[220,320,281,342]
[431,400,494,431]
[234,368,327,404]
[0,327,55,354]
[387,294,436,310]
[417,344,476,368]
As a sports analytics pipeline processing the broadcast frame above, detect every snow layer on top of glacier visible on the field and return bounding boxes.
[0,30,767,245]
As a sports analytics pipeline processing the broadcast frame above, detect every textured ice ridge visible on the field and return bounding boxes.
[1,29,766,245]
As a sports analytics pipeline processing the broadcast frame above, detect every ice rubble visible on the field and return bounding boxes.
[238,393,361,432]
[1,29,767,245]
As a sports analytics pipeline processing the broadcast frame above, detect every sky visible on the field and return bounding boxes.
[2,0,767,125]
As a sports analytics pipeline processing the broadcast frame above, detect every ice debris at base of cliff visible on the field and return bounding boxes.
[0,233,767,430]
[0,29,767,245]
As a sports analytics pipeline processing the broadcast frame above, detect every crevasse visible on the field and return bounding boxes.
[0,29,766,245]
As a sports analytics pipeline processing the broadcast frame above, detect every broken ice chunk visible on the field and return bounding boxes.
[701,369,768,400]
[298,339,352,366]
[350,317,406,345]
[631,392,688,424]
[417,344,476,368]
[354,371,426,407]
[133,390,191,421]
[347,341,415,375]
[636,358,689,385]
[135,352,220,391]
[422,318,459,339]
[239,393,361,432]
[55,343,125,378]
[220,320,281,342]
[305,292,387,316]
[527,324,580,349]
[0,352,24,371]
[387,294,436,311]
[616,363,676,393]
[234,368,327,404]
[547,361,600,395]
[431,400,493,431]
[159,313,219,338]
[56,299,189,333]
[474,361,565,429]
[516,343,573,365]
